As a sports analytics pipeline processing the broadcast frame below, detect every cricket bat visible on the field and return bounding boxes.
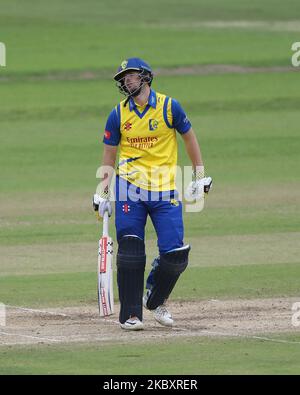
[97,211,114,317]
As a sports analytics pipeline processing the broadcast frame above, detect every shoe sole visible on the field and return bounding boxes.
[120,323,144,331]
[154,317,174,327]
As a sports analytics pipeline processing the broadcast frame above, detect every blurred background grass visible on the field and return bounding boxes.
[0,0,299,302]
[1,0,300,375]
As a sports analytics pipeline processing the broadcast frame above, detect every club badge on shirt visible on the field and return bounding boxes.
[149,119,158,131]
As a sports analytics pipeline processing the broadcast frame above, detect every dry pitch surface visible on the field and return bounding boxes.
[1,297,300,346]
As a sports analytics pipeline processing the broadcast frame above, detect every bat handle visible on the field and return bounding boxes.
[103,211,109,237]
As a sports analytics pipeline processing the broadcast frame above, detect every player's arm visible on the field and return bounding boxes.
[171,98,212,196]
[181,127,204,176]
[171,99,205,180]
[181,128,212,196]
[99,105,121,193]
[93,106,121,218]
[94,144,118,219]
[100,144,118,193]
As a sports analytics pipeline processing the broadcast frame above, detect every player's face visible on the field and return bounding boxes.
[124,71,141,93]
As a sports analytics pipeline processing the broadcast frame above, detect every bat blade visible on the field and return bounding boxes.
[97,235,114,317]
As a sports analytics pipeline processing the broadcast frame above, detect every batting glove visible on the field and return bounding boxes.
[186,167,213,200]
[93,191,112,219]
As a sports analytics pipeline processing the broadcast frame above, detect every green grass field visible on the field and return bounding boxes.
[0,0,300,375]
[1,335,300,375]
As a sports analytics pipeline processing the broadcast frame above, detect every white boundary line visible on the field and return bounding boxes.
[7,305,118,321]
[251,335,300,345]
[2,304,300,346]
[201,330,300,345]
[6,305,69,317]
[0,330,61,343]
[1,328,300,346]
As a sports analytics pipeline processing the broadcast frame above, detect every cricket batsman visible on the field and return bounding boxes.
[93,58,212,330]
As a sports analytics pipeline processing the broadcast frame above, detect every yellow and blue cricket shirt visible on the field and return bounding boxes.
[103,89,191,192]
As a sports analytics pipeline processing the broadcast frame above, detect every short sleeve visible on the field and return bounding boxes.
[171,98,192,134]
[103,105,121,146]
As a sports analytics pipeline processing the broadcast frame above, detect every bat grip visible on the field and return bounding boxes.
[103,211,109,237]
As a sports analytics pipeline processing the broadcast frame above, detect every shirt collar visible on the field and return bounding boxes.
[129,89,157,111]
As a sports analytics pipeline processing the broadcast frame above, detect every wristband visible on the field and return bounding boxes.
[192,166,205,181]
[100,189,110,199]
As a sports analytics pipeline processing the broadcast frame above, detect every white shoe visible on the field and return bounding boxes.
[154,304,174,327]
[120,317,144,331]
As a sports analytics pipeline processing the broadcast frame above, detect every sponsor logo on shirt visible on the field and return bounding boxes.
[126,136,158,149]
